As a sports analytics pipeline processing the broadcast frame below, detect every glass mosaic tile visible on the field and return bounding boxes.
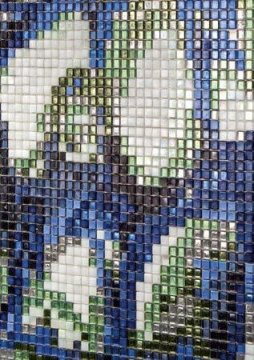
[0,0,253,359]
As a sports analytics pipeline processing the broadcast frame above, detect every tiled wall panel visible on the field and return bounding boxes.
[0,1,253,359]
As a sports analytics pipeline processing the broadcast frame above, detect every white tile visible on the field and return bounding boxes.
[245,345,254,360]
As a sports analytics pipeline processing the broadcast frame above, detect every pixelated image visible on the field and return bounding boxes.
[0,0,253,359]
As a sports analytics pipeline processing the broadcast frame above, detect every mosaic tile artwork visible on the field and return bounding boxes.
[0,0,254,359]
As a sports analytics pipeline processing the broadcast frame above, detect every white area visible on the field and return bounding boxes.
[136,226,185,331]
[0,19,89,160]
[245,345,254,360]
[23,232,114,350]
[65,143,97,163]
[214,79,254,141]
[43,237,97,325]
[120,29,193,177]
[105,238,113,260]
[81,342,89,352]
[23,236,97,348]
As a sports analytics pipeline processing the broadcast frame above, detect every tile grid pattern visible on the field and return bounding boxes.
[0,0,253,359]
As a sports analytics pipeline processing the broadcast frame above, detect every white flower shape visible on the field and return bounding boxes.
[0,14,90,163]
[119,28,194,178]
[42,236,98,351]
[23,231,114,351]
